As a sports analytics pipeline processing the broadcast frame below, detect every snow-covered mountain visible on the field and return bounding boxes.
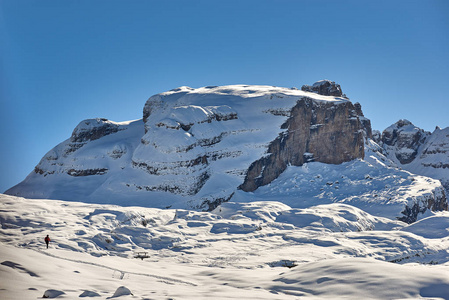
[2,80,449,299]
[5,81,447,223]
[375,119,449,194]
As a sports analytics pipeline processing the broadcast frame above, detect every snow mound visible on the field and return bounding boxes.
[273,258,449,299]
[79,290,101,297]
[213,201,291,222]
[43,289,65,298]
[110,286,132,298]
[213,201,399,231]
[402,212,449,239]
[275,203,399,232]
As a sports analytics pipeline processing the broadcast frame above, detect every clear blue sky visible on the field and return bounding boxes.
[1,0,448,193]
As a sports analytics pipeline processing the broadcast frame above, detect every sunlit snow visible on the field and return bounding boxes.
[1,193,449,299]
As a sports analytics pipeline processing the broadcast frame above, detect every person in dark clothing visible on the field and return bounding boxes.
[45,235,51,249]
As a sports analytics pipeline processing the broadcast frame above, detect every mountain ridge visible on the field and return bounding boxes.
[5,81,448,222]
[374,119,449,193]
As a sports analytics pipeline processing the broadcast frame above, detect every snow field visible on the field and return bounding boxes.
[1,194,449,299]
[234,152,444,222]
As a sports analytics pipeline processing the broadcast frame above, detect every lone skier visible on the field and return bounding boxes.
[44,235,51,249]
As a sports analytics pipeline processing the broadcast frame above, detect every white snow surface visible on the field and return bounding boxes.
[1,193,449,299]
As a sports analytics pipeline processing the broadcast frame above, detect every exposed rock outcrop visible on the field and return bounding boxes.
[374,120,449,219]
[12,120,143,190]
[301,80,346,98]
[378,121,449,193]
[381,119,430,164]
[65,118,123,155]
[354,102,373,139]
[71,118,122,143]
[415,126,449,193]
[398,186,447,223]
[372,130,382,144]
[239,98,366,192]
[67,168,108,177]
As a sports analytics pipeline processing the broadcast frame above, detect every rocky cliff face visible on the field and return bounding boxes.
[240,98,366,192]
[380,120,430,164]
[5,82,447,222]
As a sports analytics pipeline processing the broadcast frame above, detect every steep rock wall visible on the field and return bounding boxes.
[240,98,366,192]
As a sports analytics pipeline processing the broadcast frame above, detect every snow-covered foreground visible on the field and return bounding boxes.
[1,194,449,299]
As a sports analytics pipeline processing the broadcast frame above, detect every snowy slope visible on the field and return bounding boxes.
[6,119,145,202]
[1,194,449,299]
[231,140,446,223]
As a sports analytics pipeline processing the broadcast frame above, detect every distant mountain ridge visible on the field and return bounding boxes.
[5,80,447,222]
[374,119,449,193]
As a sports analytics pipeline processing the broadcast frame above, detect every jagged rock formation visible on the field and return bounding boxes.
[381,120,430,164]
[301,80,346,98]
[5,82,447,222]
[71,118,122,143]
[399,189,448,223]
[354,102,373,139]
[378,120,449,193]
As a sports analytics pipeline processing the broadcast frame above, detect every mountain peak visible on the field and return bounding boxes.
[379,120,449,193]
[301,80,346,98]
[396,119,412,126]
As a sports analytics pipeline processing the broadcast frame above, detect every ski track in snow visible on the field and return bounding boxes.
[34,248,198,287]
